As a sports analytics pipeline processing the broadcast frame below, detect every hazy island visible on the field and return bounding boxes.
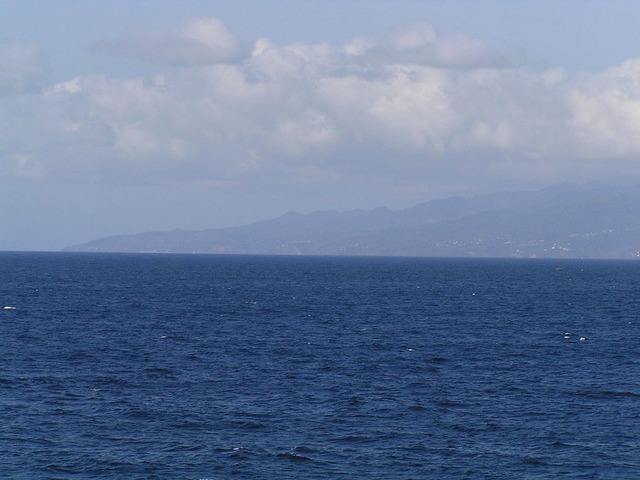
[65,183,640,259]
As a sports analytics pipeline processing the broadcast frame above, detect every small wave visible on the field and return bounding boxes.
[234,419,268,430]
[95,376,134,387]
[276,450,314,462]
[430,357,449,363]
[434,399,467,408]
[124,407,153,419]
[44,463,80,474]
[0,377,16,387]
[522,456,550,466]
[347,394,366,406]
[170,420,210,431]
[335,435,368,444]
[3,306,17,310]
[606,390,640,398]
[230,409,276,419]
[143,366,176,378]
[576,389,640,399]
[450,423,491,434]
[215,446,252,460]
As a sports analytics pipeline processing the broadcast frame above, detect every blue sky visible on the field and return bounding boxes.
[2,1,640,250]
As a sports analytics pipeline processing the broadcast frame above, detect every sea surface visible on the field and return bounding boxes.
[1,252,639,479]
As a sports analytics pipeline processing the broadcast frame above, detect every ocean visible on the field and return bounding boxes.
[1,252,639,479]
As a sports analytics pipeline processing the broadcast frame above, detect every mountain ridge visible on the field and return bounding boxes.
[64,183,640,259]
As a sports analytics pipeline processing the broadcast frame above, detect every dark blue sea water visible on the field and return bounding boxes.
[1,252,639,479]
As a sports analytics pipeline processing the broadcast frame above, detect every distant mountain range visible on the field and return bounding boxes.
[65,183,640,259]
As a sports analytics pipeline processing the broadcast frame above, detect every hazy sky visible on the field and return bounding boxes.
[3,1,640,251]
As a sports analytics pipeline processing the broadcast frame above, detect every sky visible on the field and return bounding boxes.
[2,0,640,251]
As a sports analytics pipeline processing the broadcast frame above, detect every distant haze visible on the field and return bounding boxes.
[3,1,640,251]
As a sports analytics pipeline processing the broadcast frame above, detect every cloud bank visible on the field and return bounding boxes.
[4,18,640,198]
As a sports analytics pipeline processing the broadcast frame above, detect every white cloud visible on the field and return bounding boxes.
[45,76,82,96]
[4,18,640,197]
[569,59,640,158]
[373,22,504,69]
[94,17,243,66]
[383,22,438,50]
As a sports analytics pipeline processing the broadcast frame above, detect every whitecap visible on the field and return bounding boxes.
[3,306,17,310]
